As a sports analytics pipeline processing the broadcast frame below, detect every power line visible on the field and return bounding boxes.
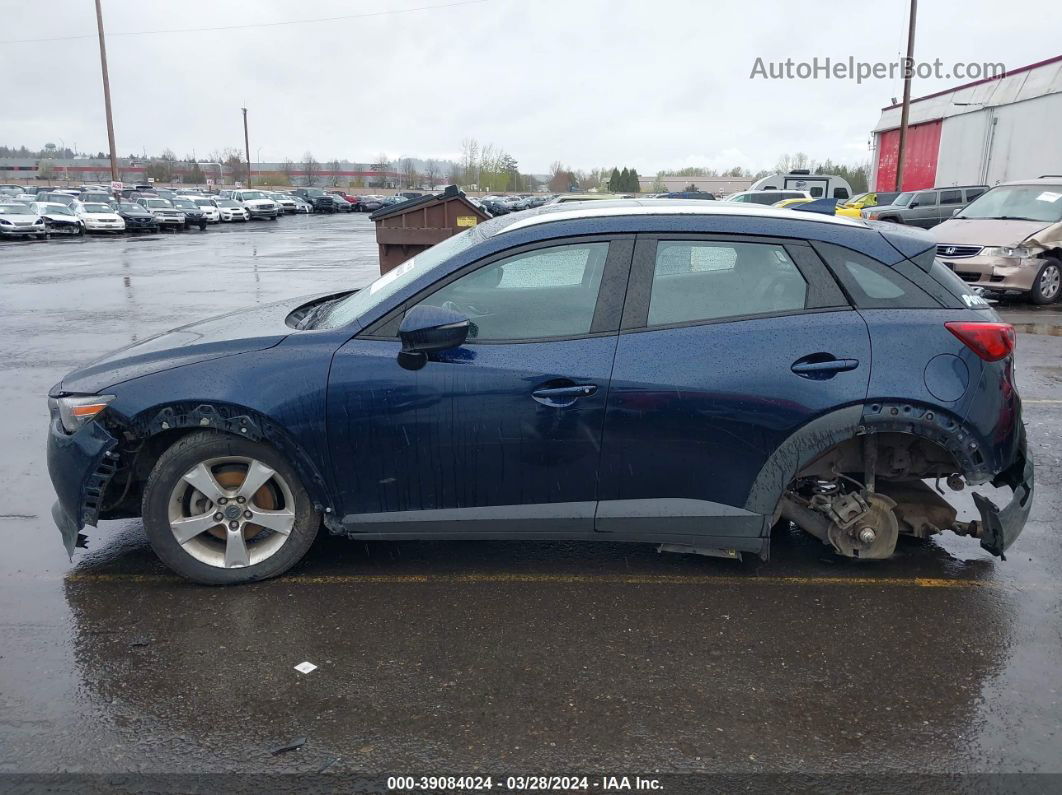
[0,0,490,45]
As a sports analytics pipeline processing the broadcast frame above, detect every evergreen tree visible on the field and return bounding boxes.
[628,168,640,192]
[608,167,620,192]
[619,167,630,193]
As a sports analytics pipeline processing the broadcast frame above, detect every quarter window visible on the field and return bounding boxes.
[647,241,807,326]
[414,242,609,341]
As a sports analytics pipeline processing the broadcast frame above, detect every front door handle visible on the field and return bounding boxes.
[791,355,859,380]
[531,383,598,407]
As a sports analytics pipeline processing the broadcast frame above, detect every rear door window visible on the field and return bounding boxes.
[940,190,963,205]
[646,241,807,326]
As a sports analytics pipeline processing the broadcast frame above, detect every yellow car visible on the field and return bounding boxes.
[772,197,815,209]
[836,191,899,218]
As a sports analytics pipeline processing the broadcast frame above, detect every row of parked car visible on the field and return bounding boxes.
[0,183,407,237]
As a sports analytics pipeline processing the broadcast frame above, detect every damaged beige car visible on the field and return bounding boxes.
[932,177,1062,304]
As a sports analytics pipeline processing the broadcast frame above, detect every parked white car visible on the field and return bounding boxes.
[190,197,222,223]
[32,202,84,235]
[229,189,279,220]
[76,202,126,233]
[214,198,250,222]
[0,202,48,238]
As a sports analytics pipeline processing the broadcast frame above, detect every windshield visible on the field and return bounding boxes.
[0,204,33,215]
[956,185,1062,223]
[194,198,214,207]
[119,203,144,212]
[890,192,913,207]
[83,203,112,213]
[145,199,171,208]
[217,199,239,208]
[315,229,480,329]
[239,191,268,200]
[42,204,74,215]
[172,199,196,209]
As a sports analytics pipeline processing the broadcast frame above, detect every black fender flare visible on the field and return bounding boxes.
[126,401,337,518]
[743,401,989,522]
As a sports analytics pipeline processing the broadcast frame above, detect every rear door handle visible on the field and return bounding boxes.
[791,356,859,379]
[532,384,598,407]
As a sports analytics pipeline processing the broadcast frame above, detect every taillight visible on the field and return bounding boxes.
[945,321,1015,362]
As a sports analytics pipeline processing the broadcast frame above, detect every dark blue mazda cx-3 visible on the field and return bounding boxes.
[47,200,1033,584]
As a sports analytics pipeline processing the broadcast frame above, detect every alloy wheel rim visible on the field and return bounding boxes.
[166,456,295,569]
[1041,265,1061,299]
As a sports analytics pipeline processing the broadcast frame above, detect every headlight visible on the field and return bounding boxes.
[34,218,44,225]
[982,246,1031,259]
[0,219,12,225]
[50,395,115,434]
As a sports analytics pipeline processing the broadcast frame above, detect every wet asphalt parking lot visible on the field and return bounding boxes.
[1,214,1061,782]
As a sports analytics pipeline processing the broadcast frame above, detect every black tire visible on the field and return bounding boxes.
[1030,258,1062,305]
[35,233,47,240]
[199,221,207,230]
[881,216,903,224]
[142,431,320,585]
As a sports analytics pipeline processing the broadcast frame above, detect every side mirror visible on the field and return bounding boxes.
[952,208,961,217]
[397,305,470,370]
[909,201,920,208]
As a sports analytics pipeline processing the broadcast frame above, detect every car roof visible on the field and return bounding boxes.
[994,177,1062,188]
[500,198,865,236]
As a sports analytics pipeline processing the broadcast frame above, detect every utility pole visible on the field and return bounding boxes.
[242,107,252,188]
[894,0,917,191]
[94,0,119,185]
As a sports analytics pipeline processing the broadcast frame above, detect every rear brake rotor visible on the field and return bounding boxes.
[828,494,899,560]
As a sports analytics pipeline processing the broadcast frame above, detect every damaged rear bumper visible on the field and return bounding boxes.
[46,417,119,557]
[974,441,1034,559]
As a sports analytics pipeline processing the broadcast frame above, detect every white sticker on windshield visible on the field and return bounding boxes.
[1035,191,1062,203]
[369,260,416,294]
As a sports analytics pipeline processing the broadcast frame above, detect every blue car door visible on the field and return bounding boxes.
[596,233,870,540]
[326,236,634,534]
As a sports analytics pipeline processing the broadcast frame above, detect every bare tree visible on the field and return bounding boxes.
[281,160,295,184]
[303,152,320,186]
[424,159,439,189]
[328,159,342,187]
[371,153,391,188]
[401,158,418,189]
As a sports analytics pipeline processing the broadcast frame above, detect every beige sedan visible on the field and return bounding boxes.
[932,179,1062,305]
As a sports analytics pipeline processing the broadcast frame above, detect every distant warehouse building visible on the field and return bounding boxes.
[870,54,1062,192]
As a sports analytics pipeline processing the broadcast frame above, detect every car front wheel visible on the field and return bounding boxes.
[1030,258,1061,305]
[142,432,320,585]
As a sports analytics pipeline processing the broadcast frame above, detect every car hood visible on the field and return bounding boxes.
[242,199,274,207]
[931,218,1052,246]
[83,212,122,220]
[59,293,330,394]
[0,212,38,222]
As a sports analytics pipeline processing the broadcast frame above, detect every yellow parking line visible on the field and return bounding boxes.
[65,572,996,588]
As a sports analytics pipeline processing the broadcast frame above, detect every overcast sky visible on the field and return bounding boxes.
[2,0,1060,174]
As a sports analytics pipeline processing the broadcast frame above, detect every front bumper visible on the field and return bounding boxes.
[154,215,185,226]
[85,221,125,232]
[0,224,43,236]
[939,255,1048,294]
[45,220,82,234]
[974,432,1034,559]
[246,206,278,219]
[46,416,119,557]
